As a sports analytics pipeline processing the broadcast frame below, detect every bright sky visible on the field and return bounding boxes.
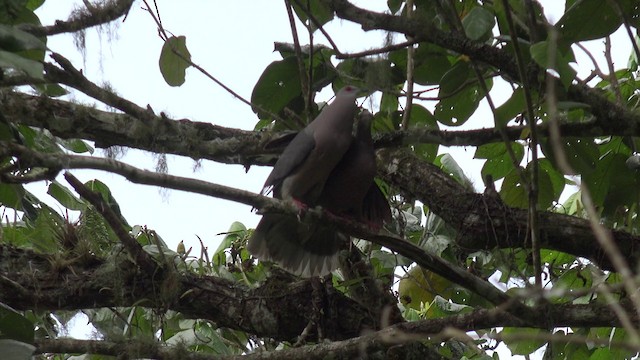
[33,1,632,354]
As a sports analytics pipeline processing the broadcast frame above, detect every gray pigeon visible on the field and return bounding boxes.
[318,111,392,226]
[248,86,360,277]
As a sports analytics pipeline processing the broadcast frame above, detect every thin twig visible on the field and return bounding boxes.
[401,0,415,129]
[604,35,623,105]
[501,0,542,289]
[284,0,311,120]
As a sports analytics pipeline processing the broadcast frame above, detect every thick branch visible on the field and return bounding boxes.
[0,91,273,167]
[0,245,375,342]
[378,148,640,271]
[30,285,640,359]
[1,92,635,168]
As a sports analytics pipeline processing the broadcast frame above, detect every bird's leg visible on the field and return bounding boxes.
[290,198,309,222]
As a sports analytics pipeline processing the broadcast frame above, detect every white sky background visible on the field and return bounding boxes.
[34,0,632,355]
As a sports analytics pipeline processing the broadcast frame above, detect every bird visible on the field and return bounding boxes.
[317,111,392,227]
[248,86,360,277]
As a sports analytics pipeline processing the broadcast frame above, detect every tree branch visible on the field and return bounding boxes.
[377,147,640,271]
[19,0,135,37]
[1,91,635,169]
[64,172,157,274]
[0,245,376,342]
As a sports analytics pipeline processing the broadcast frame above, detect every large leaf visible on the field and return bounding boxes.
[501,327,546,355]
[159,35,192,87]
[399,267,455,310]
[291,0,334,31]
[251,57,301,120]
[409,104,439,161]
[0,24,45,51]
[435,153,474,188]
[391,43,453,86]
[438,60,471,97]
[476,142,525,181]
[0,49,42,78]
[0,302,34,344]
[556,0,626,43]
[495,87,526,127]
[530,40,577,88]
[0,183,24,210]
[462,6,495,42]
[47,181,85,211]
[540,137,598,175]
[435,83,482,126]
[213,221,247,266]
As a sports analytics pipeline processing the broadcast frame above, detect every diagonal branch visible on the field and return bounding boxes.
[20,0,135,37]
[377,147,640,272]
[64,172,157,274]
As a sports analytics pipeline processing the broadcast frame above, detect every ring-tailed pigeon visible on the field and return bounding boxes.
[248,86,360,276]
[318,111,392,227]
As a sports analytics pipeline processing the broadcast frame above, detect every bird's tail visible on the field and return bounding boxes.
[248,214,346,277]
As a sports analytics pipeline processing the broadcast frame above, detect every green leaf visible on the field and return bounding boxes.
[538,158,565,203]
[159,35,191,87]
[0,24,45,51]
[501,327,546,355]
[0,183,24,210]
[291,1,334,31]
[476,142,524,181]
[84,179,129,227]
[388,0,402,13]
[57,138,94,154]
[500,167,527,208]
[556,0,623,43]
[540,249,576,268]
[540,138,598,175]
[409,104,439,161]
[495,88,526,126]
[426,295,472,318]
[438,60,471,97]
[380,91,399,115]
[26,0,45,11]
[33,83,68,97]
[0,339,35,359]
[530,41,576,88]
[251,57,301,120]
[392,43,453,86]
[462,6,495,41]
[0,302,34,344]
[47,181,85,211]
[0,49,43,78]
[213,221,247,266]
[435,154,473,188]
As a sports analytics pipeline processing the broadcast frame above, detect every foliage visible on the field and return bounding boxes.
[1,0,640,359]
